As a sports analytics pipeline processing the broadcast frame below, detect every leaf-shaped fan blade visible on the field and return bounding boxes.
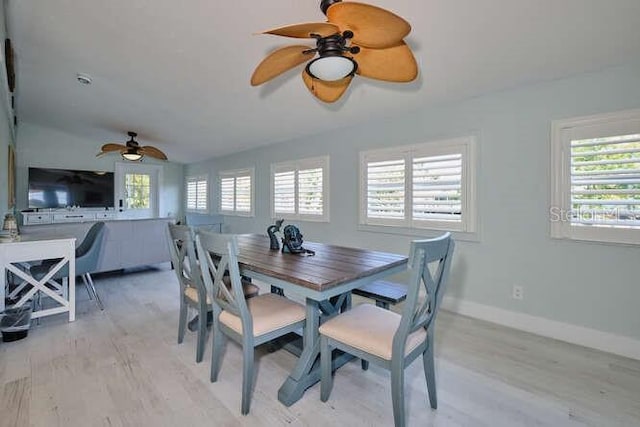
[97,143,126,157]
[302,70,352,103]
[327,2,410,48]
[140,146,168,161]
[251,45,316,86]
[262,22,340,39]
[354,42,418,82]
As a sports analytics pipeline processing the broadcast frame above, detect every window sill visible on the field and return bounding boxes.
[272,215,330,223]
[220,212,254,218]
[357,224,480,242]
[551,235,640,248]
[551,223,640,247]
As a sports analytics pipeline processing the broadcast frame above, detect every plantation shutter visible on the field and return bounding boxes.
[570,133,640,227]
[365,158,405,221]
[219,169,253,215]
[196,179,207,211]
[220,176,235,212]
[273,168,296,215]
[186,176,208,211]
[186,179,198,211]
[360,136,475,232]
[235,174,252,213]
[412,153,462,223]
[298,167,323,216]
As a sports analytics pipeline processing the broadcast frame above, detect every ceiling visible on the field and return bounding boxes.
[7,0,640,164]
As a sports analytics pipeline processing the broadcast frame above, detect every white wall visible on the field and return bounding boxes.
[15,122,184,219]
[187,60,640,346]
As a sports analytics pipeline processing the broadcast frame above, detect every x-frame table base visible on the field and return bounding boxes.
[245,262,407,406]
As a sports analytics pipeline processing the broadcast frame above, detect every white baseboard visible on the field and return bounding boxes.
[441,296,640,361]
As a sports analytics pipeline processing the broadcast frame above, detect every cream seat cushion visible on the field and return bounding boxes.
[184,286,211,304]
[319,303,427,360]
[219,294,306,338]
[184,277,259,304]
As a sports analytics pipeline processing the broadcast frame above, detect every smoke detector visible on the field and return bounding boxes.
[76,73,92,85]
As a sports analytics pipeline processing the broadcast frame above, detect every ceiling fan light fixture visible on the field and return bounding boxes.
[122,149,143,162]
[306,55,357,81]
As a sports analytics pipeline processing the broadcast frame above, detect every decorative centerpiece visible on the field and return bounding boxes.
[282,224,315,256]
[267,219,284,250]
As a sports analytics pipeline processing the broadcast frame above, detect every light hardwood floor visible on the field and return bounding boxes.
[1,265,639,427]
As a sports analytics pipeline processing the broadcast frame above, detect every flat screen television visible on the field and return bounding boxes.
[28,167,115,209]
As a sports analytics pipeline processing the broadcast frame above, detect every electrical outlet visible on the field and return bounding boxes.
[512,285,524,300]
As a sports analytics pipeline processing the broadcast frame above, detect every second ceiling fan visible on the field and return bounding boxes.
[251,0,418,103]
[97,132,168,162]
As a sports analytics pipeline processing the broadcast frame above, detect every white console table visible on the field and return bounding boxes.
[0,236,76,321]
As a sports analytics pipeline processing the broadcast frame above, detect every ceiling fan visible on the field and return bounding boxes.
[251,0,418,103]
[97,131,168,162]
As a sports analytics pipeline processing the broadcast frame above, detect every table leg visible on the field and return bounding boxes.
[278,298,320,405]
[277,295,354,406]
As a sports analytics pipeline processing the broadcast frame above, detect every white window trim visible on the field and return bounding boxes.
[359,136,477,236]
[218,167,255,217]
[185,174,209,213]
[270,156,330,222]
[550,109,640,246]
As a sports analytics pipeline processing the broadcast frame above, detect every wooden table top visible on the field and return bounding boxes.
[235,234,407,292]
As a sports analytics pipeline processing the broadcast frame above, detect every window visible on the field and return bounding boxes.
[271,156,329,221]
[125,173,151,209]
[219,168,254,216]
[360,136,477,233]
[186,175,208,212]
[551,109,640,245]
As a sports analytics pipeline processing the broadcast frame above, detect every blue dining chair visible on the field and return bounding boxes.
[167,224,209,363]
[196,231,306,415]
[167,224,260,363]
[319,233,454,427]
[30,221,107,310]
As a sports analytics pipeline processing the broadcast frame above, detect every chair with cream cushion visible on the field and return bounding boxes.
[196,231,306,415]
[167,224,259,363]
[319,233,454,427]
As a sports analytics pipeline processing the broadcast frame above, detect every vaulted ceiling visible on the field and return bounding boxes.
[7,0,640,163]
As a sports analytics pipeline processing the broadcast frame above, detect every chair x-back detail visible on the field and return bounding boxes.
[196,231,306,415]
[167,224,210,363]
[319,233,455,427]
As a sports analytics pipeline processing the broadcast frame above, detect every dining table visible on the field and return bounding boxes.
[234,234,408,406]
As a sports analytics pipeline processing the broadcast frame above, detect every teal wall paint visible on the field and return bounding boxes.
[15,122,184,219]
[187,61,640,341]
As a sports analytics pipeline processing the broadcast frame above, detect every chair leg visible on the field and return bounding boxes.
[391,358,406,427]
[320,335,333,402]
[361,359,369,371]
[423,333,437,409]
[210,319,225,382]
[81,274,93,300]
[35,291,42,326]
[195,303,208,363]
[85,273,104,310]
[241,340,255,415]
[178,299,188,344]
